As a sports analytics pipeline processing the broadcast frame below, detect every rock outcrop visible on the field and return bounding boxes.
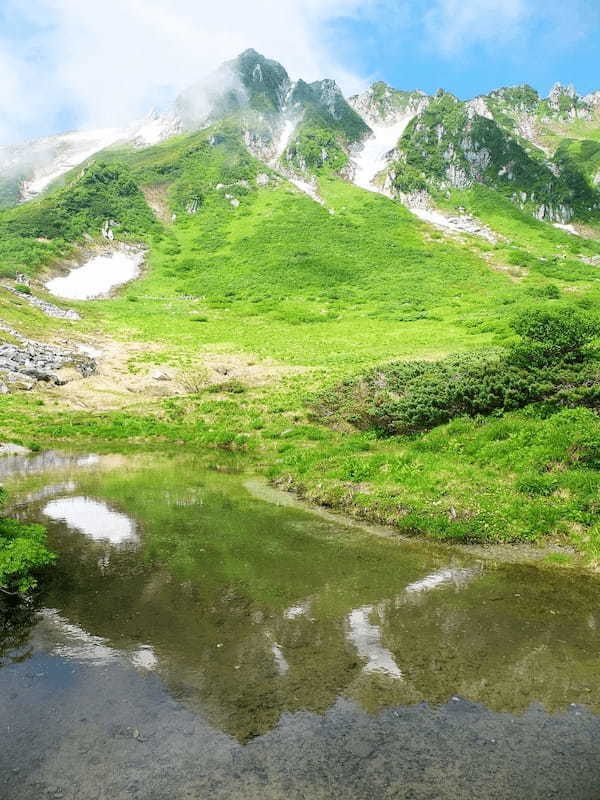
[0,325,96,393]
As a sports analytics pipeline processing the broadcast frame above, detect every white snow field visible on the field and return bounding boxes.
[352,117,414,191]
[272,119,296,163]
[408,205,499,242]
[270,120,325,205]
[3,113,180,203]
[20,129,126,201]
[288,176,325,205]
[46,249,144,300]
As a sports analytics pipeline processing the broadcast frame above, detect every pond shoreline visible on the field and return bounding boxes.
[1,446,600,799]
[249,474,588,573]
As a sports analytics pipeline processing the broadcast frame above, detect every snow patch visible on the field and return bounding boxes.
[131,111,182,148]
[352,117,414,192]
[268,120,328,206]
[46,249,144,300]
[10,113,181,203]
[273,120,296,164]
[553,222,580,236]
[288,176,324,205]
[408,204,498,242]
[20,129,126,201]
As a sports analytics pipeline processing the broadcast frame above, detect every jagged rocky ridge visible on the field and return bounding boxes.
[360,85,600,223]
[1,50,600,225]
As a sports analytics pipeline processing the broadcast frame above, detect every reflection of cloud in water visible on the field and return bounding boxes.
[43,496,139,547]
[347,606,403,679]
[404,567,478,596]
[271,642,290,675]
[284,601,311,620]
[37,609,157,672]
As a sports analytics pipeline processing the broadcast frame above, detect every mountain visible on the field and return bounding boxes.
[3,51,600,230]
[0,114,180,210]
[2,48,600,285]
[0,49,368,208]
[379,88,600,223]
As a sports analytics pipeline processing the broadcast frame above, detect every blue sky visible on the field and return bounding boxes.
[326,1,600,99]
[1,0,599,145]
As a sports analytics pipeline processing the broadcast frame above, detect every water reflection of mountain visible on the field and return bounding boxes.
[6,456,600,743]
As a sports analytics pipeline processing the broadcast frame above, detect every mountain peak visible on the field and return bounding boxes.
[349,83,430,126]
[174,49,291,128]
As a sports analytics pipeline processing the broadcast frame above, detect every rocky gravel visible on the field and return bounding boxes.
[2,284,81,320]
[0,324,96,393]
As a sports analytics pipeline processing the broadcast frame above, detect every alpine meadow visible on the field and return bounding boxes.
[2,40,600,800]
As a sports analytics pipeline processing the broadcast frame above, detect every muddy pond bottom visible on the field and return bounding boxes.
[1,451,599,799]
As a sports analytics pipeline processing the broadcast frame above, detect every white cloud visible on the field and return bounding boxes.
[0,43,60,145]
[1,0,598,145]
[0,0,376,144]
[421,0,592,56]
[423,0,530,55]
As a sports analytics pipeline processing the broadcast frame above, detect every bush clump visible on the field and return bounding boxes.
[314,307,600,436]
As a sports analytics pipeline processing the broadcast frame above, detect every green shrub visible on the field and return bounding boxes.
[510,307,600,366]
[527,284,561,299]
[315,307,600,436]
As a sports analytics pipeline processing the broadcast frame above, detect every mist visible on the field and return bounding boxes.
[0,0,374,146]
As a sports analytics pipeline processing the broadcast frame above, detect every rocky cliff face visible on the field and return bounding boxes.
[584,91,600,107]
[546,82,591,119]
[349,83,430,127]
[367,83,600,223]
[1,50,599,227]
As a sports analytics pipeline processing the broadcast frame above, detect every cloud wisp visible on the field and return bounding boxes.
[0,0,376,145]
[420,0,598,57]
[1,0,599,145]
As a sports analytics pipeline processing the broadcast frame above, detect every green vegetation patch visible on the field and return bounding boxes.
[315,307,600,436]
[0,488,54,593]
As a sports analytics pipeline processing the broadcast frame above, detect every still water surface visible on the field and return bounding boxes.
[1,452,599,799]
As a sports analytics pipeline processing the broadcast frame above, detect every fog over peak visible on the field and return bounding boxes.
[0,0,371,145]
